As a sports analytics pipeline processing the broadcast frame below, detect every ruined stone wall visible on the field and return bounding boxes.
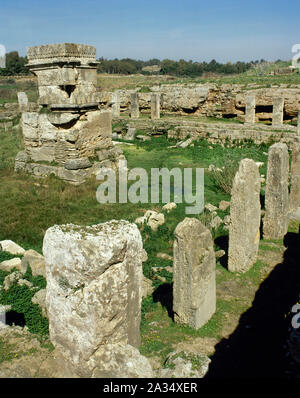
[102,83,300,122]
[21,110,112,164]
[112,116,299,149]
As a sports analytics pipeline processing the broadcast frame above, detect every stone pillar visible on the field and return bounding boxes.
[297,109,300,136]
[130,92,139,118]
[245,95,256,124]
[15,43,123,185]
[263,143,289,240]
[17,92,28,112]
[43,220,153,378]
[124,127,136,141]
[272,97,284,126]
[151,92,160,120]
[173,218,216,330]
[111,90,120,118]
[289,142,300,213]
[228,158,261,273]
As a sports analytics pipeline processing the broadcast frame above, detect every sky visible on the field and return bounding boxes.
[0,0,299,63]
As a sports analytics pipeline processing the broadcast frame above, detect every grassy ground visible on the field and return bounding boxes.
[0,125,269,251]
[0,78,38,104]
[97,70,300,91]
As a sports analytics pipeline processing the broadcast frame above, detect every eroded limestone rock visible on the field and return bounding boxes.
[263,143,289,239]
[16,43,119,184]
[0,258,22,273]
[0,240,25,255]
[289,142,300,213]
[173,218,216,329]
[31,289,47,318]
[43,220,152,377]
[21,250,46,277]
[228,159,261,273]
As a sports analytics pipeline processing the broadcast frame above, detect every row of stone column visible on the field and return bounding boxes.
[112,91,160,119]
[245,94,300,132]
[114,91,300,132]
[228,141,300,272]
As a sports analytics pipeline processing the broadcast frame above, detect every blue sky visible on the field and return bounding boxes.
[0,0,299,62]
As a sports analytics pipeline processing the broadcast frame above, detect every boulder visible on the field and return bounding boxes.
[0,258,22,273]
[124,127,136,141]
[219,200,230,211]
[21,250,46,277]
[43,220,152,377]
[31,289,47,317]
[64,158,92,170]
[144,210,165,231]
[0,240,25,255]
[162,202,177,212]
[156,351,211,378]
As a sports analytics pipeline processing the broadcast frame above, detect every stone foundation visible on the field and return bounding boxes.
[112,116,299,148]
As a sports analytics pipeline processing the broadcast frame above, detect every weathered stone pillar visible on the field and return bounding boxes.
[289,142,300,213]
[263,143,289,239]
[130,92,139,118]
[272,97,284,126]
[43,220,153,378]
[15,43,124,184]
[228,158,261,273]
[297,109,300,136]
[111,90,120,118]
[151,92,160,120]
[245,95,256,124]
[173,218,216,330]
[17,92,28,112]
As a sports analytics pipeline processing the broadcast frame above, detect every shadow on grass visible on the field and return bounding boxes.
[5,311,26,327]
[152,283,174,321]
[205,228,300,378]
[214,235,229,269]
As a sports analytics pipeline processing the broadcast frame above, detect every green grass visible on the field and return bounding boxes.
[0,340,19,363]
[97,69,300,91]
[0,79,38,104]
[0,265,48,336]
[0,336,42,364]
